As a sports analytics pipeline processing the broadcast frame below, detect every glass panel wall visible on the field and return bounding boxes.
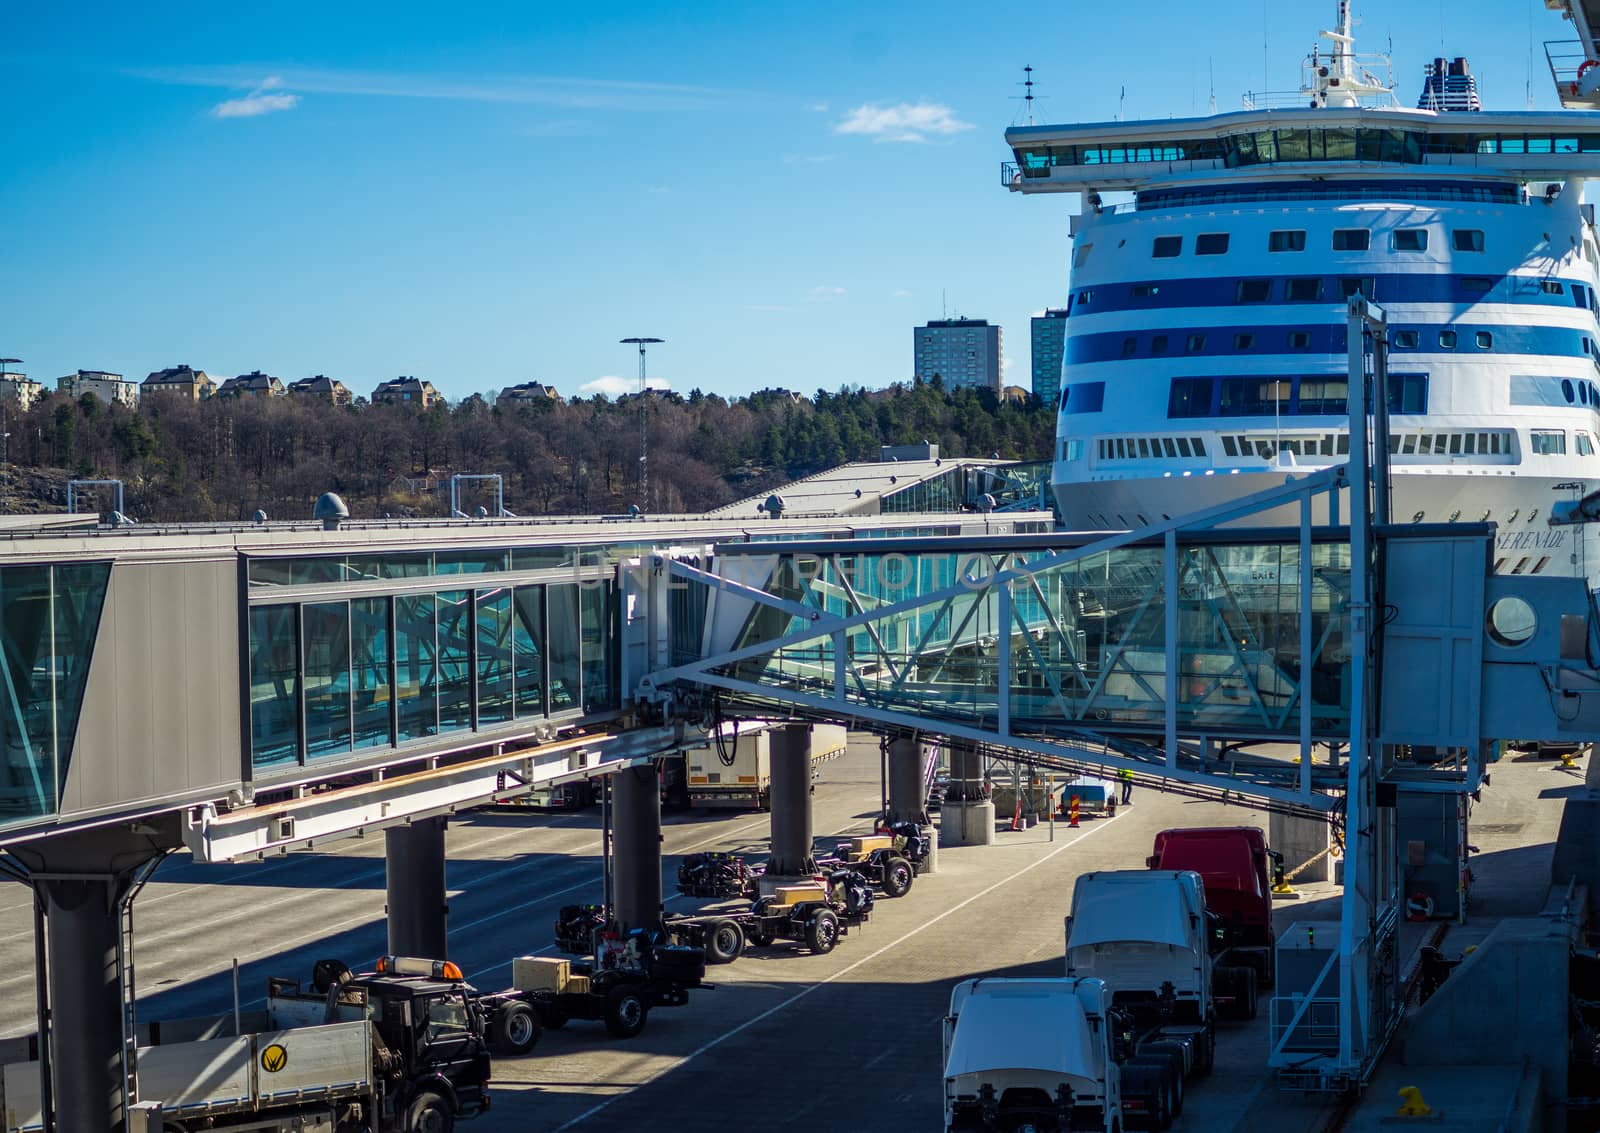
[352,597,393,750]
[303,602,352,758]
[249,604,301,768]
[0,566,59,821]
[512,586,546,717]
[581,582,618,714]
[547,584,583,713]
[477,588,513,725]
[51,563,111,786]
[395,594,438,743]
[437,591,473,730]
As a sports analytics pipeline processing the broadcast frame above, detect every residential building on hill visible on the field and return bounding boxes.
[288,374,353,406]
[216,370,286,399]
[497,380,562,407]
[0,372,43,412]
[58,370,139,408]
[913,318,1002,391]
[142,365,216,400]
[372,376,442,408]
[1030,309,1069,408]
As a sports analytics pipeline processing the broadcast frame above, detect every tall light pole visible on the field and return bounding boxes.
[619,337,663,510]
[0,359,21,467]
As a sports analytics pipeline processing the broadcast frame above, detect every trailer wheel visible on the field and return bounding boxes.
[705,919,745,965]
[881,856,914,898]
[1141,1044,1185,1117]
[490,1002,541,1056]
[604,985,649,1038]
[405,1090,454,1133]
[746,920,774,948]
[1120,1064,1167,1132]
[805,909,840,954]
[1194,1022,1215,1075]
[1238,964,1259,1020]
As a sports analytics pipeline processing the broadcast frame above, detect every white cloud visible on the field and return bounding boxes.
[1002,357,1016,372]
[578,374,671,397]
[211,77,300,119]
[810,101,830,112]
[834,101,972,143]
[808,285,846,300]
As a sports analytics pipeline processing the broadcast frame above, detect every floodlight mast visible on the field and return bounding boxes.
[619,337,664,510]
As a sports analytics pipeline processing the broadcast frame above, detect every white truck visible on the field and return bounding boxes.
[684,722,847,809]
[943,977,1178,1133]
[1064,870,1226,1124]
[1,963,492,1133]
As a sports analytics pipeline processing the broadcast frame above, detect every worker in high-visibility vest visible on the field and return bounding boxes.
[1117,767,1134,806]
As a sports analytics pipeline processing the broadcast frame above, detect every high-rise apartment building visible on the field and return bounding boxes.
[58,370,139,408]
[913,319,1002,391]
[1030,309,1069,408]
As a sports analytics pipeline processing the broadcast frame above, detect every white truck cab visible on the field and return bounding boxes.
[943,977,1125,1133]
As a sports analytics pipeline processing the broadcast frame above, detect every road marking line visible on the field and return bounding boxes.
[552,815,1120,1131]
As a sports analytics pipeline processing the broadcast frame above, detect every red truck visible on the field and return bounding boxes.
[1147,827,1283,1006]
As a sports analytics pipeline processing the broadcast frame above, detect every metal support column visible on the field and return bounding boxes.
[385,817,449,959]
[886,736,929,825]
[766,723,816,881]
[40,877,124,1133]
[611,765,663,932]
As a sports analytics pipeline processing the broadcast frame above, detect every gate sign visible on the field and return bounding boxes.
[261,1043,288,1073]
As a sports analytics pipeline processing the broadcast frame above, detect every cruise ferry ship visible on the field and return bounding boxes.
[1007,1,1600,581]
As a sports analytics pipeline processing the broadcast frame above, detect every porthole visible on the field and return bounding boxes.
[1486,596,1537,647]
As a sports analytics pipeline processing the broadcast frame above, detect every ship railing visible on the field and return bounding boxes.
[1545,40,1600,108]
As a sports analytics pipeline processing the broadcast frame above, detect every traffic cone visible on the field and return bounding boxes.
[1068,795,1081,828]
[1011,797,1024,831]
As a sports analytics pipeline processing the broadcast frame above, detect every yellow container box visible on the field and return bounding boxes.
[513,956,569,992]
[851,835,894,855]
[773,884,827,906]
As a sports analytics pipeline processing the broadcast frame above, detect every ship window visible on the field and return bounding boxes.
[1533,556,1552,574]
[1392,330,1419,349]
[1137,438,1151,458]
[1392,229,1428,252]
[1542,280,1566,295]
[1131,283,1160,298]
[1186,334,1207,352]
[1449,434,1462,454]
[1402,434,1417,454]
[1461,277,1493,293]
[1463,433,1476,454]
[1162,437,1178,456]
[1121,337,1138,357]
[1288,331,1311,349]
[1167,378,1212,418]
[1439,330,1458,349]
[1387,373,1429,414]
[1475,330,1493,349]
[1115,438,1127,458]
[1233,333,1255,350]
[1339,277,1376,300]
[1151,334,1169,354]
[1152,235,1182,258]
[1452,229,1485,253]
[1579,433,1595,456]
[1195,232,1230,255]
[1531,429,1567,454]
[1574,284,1590,308]
[1236,279,1272,302]
[1333,229,1370,251]
[1285,278,1323,302]
[1176,437,1193,456]
[1222,436,1238,456]
[1564,379,1576,403]
[1097,439,1107,458]
[1074,243,1094,267]
[1077,289,1094,304]
[1417,434,1432,454]
[1269,229,1306,252]
[1191,437,1206,456]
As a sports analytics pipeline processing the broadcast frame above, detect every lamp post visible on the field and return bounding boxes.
[619,337,664,510]
[0,359,22,467]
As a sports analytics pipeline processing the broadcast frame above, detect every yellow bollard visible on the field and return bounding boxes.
[1561,750,1579,771]
[1396,1086,1432,1117]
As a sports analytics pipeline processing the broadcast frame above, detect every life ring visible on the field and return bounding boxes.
[1580,60,1599,81]
[1406,890,1434,922]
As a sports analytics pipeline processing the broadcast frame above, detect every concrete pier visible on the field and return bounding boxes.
[1270,809,1332,883]
[940,740,994,847]
[611,764,664,932]
[886,736,929,825]
[766,723,817,882]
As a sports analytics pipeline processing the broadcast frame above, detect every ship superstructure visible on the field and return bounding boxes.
[1010,1,1600,580]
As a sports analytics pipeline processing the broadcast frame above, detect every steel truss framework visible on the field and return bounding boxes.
[638,296,1410,1093]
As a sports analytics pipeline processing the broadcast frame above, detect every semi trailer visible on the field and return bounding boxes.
[1146,826,1282,990]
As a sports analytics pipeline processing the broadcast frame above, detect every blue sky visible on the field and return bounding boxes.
[0,0,1573,401]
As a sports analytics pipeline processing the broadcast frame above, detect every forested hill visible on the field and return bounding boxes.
[0,382,1053,522]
